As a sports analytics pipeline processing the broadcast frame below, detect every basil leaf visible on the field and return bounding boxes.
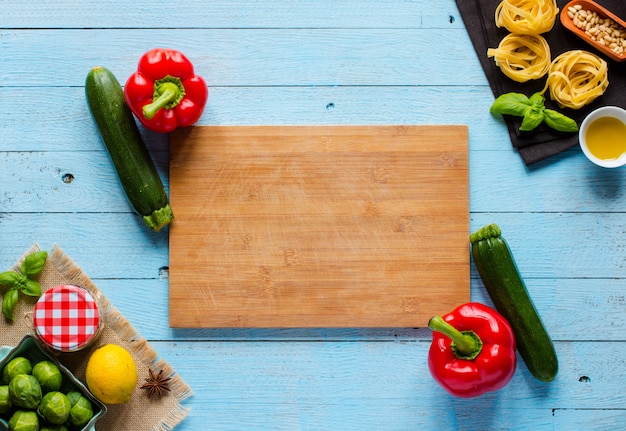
[520,107,545,131]
[21,250,48,277]
[529,92,545,108]
[544,109,579,133]
[13,274,29,292]
[20,279,41,297]
[490,92,532,117]
[0,271,20,288]
[2,288,19,320]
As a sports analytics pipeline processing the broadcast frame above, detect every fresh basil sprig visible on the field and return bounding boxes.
[0,250,48,320]
[490,92,578,133]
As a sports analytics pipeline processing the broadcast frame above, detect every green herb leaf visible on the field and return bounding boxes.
[490,91,578,134]
[520,106,545,132]
[529,92,545,108]
[0,271,20,288]
[21,250,48,277]
[490,93,532,117]
[20,279,42,297]
[2,288,19,320]
[13,273,29,292]
[544,109,579,132]
[0,250,48,319]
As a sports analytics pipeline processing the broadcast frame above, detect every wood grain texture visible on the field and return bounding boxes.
[169,126,469,327]
[2,212,624,280]
[95,276,624,342]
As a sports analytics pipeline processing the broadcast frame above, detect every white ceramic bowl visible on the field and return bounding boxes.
[579,106,626,168]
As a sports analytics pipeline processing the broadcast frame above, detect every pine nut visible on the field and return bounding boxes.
[568,8,626,56]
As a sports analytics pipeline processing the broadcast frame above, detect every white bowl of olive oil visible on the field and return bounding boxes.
[579,106,626,168]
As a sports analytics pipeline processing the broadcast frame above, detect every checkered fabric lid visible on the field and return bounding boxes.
[33,284,101,352]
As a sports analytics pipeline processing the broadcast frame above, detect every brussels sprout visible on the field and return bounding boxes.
[32,361,62,393]
[40,426,69,431]
[64,390,80,406]
[0,384,11,414]
[2,357,32,384]
[8,374,42,409]
[37,391,71,425]
[7,410,39,431]
[66,391,93,427]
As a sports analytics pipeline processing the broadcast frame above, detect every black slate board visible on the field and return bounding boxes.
[456,0,626,164]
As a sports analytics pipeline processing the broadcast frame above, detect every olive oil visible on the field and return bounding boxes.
[585,116,626,161]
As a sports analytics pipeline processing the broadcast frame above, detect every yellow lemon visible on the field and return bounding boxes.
[85,344,138,404]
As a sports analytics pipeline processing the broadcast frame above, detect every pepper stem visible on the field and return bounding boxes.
[142,75,186,120]
[428,316,483,360]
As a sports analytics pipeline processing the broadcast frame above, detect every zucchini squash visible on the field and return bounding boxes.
[85,66,173,232]
[470,223,558,382]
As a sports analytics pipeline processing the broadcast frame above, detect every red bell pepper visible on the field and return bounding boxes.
[124,48,208,133]
[428,302,516,398]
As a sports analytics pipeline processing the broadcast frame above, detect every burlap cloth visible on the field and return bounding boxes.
[0,244,193,430]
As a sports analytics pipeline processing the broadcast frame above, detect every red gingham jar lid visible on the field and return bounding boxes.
[33,284,101,352]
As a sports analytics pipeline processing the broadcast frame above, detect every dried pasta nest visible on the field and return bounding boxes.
[487,33,551,83]
[495,0,559,35]
[545,50,609,110]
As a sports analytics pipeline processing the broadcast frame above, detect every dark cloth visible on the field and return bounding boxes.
[455,0,626,164]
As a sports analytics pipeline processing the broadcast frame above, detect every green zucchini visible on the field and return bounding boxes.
[85,66,173,232]
[470,223,558,382]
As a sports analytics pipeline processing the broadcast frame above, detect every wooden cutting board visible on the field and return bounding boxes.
[169,125,469,328]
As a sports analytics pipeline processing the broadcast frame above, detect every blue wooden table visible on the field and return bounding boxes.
[2,1,626,429]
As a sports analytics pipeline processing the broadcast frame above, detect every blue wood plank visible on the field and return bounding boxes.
[0,215,169,279]
[2,144,615,214]
[0,150,169,213]
[150,340,625,430]
[2,1,464,30]
[554,409,626,429]
[1,85,499,153]
[0,29,485,87]
[469,212,626,279]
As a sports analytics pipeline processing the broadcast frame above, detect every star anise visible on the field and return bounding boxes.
[140,368,172,399]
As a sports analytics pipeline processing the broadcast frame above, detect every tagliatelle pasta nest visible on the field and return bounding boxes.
[487,33,551,82]
[544,50,609,110]
[495,0,559,35]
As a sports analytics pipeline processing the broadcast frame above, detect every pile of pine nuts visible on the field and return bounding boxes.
[567,4,626,55]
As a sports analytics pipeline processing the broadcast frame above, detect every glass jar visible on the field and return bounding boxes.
[33,284,102,352]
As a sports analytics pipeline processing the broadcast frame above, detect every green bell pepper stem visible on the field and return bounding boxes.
[428,316,483,360]
[142,76,186,120]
